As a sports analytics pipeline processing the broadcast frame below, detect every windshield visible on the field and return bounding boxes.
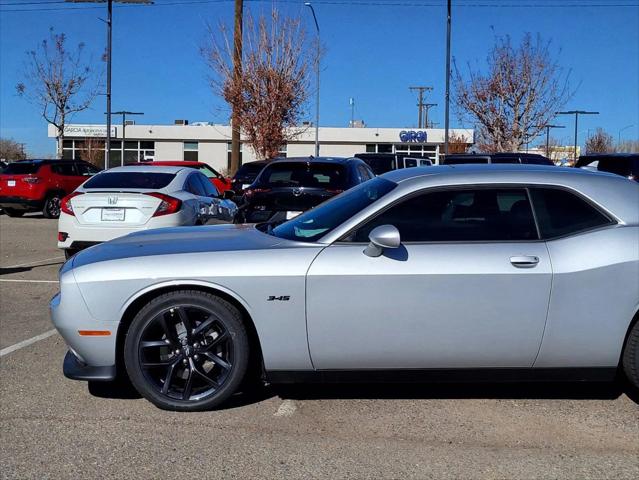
[83,172,176,189]
[199,165,221,179]
[268,177,397,242]
[2,162,42,175]
[256,162,346,189]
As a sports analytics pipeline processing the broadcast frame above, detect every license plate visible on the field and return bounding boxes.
[101,208,125,221]
[286,211,302,219]
[7,180,15,187]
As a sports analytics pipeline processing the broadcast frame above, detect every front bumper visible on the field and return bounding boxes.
[63,350,116,381]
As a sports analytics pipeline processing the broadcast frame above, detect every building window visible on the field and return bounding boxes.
[184,141,198,162]
[377,144,392,153]
[278,144,287,158]
[365,144,376,153]
[227,142,243,170]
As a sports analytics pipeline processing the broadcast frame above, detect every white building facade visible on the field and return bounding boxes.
[50,123,474,172]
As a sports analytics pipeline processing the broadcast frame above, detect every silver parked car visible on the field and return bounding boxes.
[50,165,639,411]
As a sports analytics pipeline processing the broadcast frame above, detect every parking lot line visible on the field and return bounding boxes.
[0,279,59,284]
[0,329,57,357]
[1,255,64,269]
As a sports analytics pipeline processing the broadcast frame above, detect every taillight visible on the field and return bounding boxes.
[146,192,182,217]
[60,192,84,216]
[22,176,41,184]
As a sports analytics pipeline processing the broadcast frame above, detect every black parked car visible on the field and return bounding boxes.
[238,157,375,224]
[230,160,270,196]
[575,153,639,181]
[354,153,433,175]
[441,153,554,165]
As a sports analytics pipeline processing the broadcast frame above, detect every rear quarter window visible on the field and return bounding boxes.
[83,172,176,189]
[530,188,613,239]
[2,163,42,175]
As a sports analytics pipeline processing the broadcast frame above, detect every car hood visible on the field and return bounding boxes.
[72,224,290,269]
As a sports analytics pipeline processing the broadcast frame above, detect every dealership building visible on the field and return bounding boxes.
[50,123,474,171]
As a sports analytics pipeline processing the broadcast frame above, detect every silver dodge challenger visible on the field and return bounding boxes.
[50,165,639,411]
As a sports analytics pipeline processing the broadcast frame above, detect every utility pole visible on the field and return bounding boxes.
[423,103,437,128]
[543,124,565,159]
[349,98,355,127]
[230,0,243,174]
[556,110,599,162]
[444,0,451,154]
[409,86,433,128]
[109,111,144,164]
[305,3,320,157]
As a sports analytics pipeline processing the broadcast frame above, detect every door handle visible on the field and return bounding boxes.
[510,255,539,268]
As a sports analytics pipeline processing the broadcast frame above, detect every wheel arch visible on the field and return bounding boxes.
[115,282,264,380]
[619,305,639,368]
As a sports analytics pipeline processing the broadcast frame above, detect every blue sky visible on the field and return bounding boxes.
[1,0,638,156]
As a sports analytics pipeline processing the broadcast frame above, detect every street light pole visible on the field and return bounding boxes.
[544,124,565,158]
[67,0,153,169]
[556,110,599,162]
[444,0,451,155]
[305,3,320,157]
[618,124,634,145]
[108,111,144,164]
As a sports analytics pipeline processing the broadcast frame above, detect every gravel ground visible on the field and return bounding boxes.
[1,213,638,479]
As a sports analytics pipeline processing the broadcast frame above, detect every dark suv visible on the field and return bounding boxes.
[575,153,639,181]
[238,157,374,224]
[0,159,101,218]
[354,153,433,175]
[441,153,554,165]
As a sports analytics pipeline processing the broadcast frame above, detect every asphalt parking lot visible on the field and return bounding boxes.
[1,214,638,479]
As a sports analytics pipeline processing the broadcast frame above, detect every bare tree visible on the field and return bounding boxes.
[585,128,615,154]
[203,9,313,166]
[16,28,99,159]
[447,132,470,154]
[616,139,639,153]
[0,138,27,161]
[454,33,572,152]
[80,137,105,167]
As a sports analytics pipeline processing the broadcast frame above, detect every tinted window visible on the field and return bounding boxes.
[185,175,206,196]
[2,162,42,175]
[194,173,219,197]
[357,164,373,182]
[443,156,489,165]
[522,155,554,165]
[530,188,612,238]
[257,162,346,189]
[51,163,77,176]
[83,172,175,189]
[198,165,221,179]
[348,188,537,242]
[270,177,396,242]
[76,163,101,176]
[234,162,266,180]
[597,158,638,178]
[491,156,520,164]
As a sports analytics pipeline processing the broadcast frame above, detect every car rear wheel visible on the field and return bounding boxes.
[3,208,25,217]
[43,194,61,219]
[622,319,639,391]
[124,290,249,411]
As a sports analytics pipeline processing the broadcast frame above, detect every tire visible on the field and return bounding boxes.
[64,248,80,260]
[622,319,639,391]
[124,290,249,411]
[43,193,62,219]
[3,208,25,218]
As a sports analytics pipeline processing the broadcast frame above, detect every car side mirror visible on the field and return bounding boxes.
[364,225,401,257]
[222,190,235,200]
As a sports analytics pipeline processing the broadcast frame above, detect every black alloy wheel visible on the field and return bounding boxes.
[43,194,61,219]
[124,291,249,411]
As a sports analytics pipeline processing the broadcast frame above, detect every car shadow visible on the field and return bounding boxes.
[0,261,63,276]
[273,380,637,403]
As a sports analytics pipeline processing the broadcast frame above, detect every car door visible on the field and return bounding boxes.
[193,172,223,223]
[184,173,212,224]
[306,186,552,369]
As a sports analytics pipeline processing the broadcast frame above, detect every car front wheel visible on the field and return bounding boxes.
[124,290,249,411]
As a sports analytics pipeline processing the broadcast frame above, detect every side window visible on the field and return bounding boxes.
[529,188,613,238]
[348,188,537,242]
[51,163,77,176]
[491,156,520,164]
[185,175,206,196]
[195,173,219,197]
[76,163,100,176]
[357,165,372,182]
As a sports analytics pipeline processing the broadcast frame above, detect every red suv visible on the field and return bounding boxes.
[0,160,101,218]
[140,161,233,192]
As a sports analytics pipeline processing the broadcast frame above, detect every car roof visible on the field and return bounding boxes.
[268,156,356,165]
[145,161,205,166]
[381,164,639,224]
[105,165,190,174]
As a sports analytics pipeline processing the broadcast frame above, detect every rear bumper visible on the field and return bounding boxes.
[63,350,116,382]
[0,196,42,210]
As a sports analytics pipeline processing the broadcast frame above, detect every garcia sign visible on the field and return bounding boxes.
[399,130,427,143]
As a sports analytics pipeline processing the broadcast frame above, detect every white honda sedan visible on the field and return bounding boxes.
[58,165,237,258]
